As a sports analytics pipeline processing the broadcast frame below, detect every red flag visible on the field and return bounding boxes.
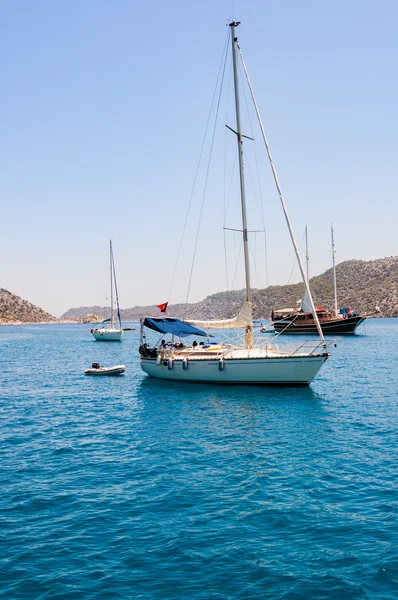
[157,302,168,313]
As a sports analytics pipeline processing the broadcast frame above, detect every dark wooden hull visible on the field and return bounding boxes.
[273,315,366,335]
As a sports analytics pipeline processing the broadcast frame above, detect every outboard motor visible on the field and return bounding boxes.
[139,344,158,359]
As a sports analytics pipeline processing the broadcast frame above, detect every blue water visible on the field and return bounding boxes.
[0,320,397,599]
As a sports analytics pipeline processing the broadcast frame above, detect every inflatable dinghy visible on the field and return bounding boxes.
[84,363,126,376]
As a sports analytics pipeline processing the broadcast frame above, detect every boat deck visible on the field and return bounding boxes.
[157,344,328,361]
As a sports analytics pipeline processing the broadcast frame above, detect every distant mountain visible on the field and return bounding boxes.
[60,305,108,320]
[0,288,54,324]
[62,256,398,320]
[2,256,395,326]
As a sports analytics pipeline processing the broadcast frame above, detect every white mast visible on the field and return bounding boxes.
[331,224,338,317]
[236,40,325,342]
[230,21,253,348]
[110,240,114,328]
[305,225,309,282]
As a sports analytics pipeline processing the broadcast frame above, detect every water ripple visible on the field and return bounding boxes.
[0,321,397,598]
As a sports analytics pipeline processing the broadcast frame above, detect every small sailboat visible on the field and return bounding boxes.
[273,225,366,335]
[84,362,126,376]
[139,21,332,386]
[91,240,123,341]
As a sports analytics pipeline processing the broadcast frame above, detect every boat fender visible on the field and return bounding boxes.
[156,355,162,365]
[182,358,188,370]
[218,359,224,371]
[206,344,222,351]
[167,359,173,370]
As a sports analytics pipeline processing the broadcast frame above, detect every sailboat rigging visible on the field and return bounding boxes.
[138,21,332,385]
[91,240,123,341]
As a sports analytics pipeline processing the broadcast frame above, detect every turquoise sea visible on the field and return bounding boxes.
[1,320,397,599]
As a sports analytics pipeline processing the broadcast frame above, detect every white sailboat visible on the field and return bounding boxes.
[91,240,123,342]
[139,21,332,385]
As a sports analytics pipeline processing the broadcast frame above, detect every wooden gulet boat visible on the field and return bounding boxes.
[273,226,366,335]
[273,309,366,335]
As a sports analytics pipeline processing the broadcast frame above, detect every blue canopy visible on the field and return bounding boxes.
[143,317,208,338]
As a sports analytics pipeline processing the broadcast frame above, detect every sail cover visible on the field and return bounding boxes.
[142,317,207,338]
[187,301,252,329]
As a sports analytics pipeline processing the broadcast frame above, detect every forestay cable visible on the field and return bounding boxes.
[237,42,325,342]
[239,60,269,288]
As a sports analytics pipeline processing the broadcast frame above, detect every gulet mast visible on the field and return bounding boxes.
[229,21,253,348]
[331,224,338,317]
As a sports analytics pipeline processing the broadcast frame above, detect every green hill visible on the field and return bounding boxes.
[63,256,398,321]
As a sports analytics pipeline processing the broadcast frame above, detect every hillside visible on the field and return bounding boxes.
[0,288,55,324]
[254,257,398,318]
[63,256,398,320]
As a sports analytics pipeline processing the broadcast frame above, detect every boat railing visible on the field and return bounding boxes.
[289,339,335,356]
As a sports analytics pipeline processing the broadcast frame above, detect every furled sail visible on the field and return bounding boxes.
[187,301,252,329]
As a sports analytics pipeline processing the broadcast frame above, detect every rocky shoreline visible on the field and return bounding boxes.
[0,314,104,326]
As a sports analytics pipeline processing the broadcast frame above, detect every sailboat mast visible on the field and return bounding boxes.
[110,240,114,328]
[229,21,253,348]
[305,225,309,282]
[331,224,338,317]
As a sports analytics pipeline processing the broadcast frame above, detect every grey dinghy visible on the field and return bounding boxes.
[84,363,126,376]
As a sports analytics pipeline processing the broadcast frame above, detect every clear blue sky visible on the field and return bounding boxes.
[2,0,397,316]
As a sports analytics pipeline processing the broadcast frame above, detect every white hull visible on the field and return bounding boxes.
[141,351,328,386]
[92,328,123,341]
